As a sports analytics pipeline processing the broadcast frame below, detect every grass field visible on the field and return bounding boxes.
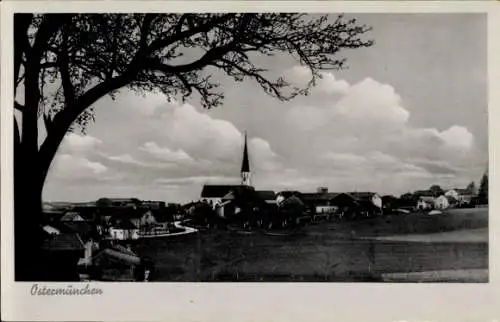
[134,208,488,282]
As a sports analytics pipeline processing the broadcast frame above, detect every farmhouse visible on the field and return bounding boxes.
[445,188,477,206]
[417,196,435,210]
[300,191,340,214]
[60,211,85,222]
[109,220,140,240]
[434,195,450,209]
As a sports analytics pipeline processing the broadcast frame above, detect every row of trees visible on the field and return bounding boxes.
[14,13,373,280]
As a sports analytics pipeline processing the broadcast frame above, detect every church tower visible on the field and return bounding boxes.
[241,132,251,186]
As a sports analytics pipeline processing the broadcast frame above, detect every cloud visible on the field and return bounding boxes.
[52,154,107,179]
[154,176,240,186]
[44,68,482,202]
[334,77,410,125]
[153,102,243,161]
[139,141,194,163]
[315,72,350,95]
[286,66,350,95]
[108,154,145,165]
[60,133,103,154]
[438,125,474,150]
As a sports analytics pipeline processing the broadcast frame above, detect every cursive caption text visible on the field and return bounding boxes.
[30,283,103,296]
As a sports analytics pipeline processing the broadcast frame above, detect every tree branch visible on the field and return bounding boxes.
[148,14,233,54]
[58,33,75,107]
[14,101,25,111]
[14,14,33,95]
[38,74,131,186]
[145,42,236,75]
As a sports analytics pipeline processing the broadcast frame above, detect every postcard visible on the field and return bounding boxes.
[1,1,499,321]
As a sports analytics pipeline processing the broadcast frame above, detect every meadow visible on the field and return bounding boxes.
[134,208,488,282]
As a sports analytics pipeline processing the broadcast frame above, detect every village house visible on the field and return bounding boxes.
[141,201,166,210]
[434,195,450,209]
[445,188,477,206]
[89,245,150,281]
[417,196,435,210]
[109,220,140,240]
[43,224,61,236]
[326,192,382,218]
[60,211,86,221]
[200,184,244,207]
[125,209,158,229]
[256,191,277,205]
[41,232,86,281]
[348,192,383,215]
[300,191,340,214]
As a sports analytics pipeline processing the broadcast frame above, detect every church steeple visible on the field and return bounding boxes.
[241,132,251,186]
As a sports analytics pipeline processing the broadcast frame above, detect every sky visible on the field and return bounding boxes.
[42,13,488,203]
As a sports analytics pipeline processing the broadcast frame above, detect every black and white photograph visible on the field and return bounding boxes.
[8,9,490,285]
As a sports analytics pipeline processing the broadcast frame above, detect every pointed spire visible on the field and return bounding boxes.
[241,132,250,173]
[241,132,251,186]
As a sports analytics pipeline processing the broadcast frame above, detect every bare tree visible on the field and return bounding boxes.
[14,13,372,280]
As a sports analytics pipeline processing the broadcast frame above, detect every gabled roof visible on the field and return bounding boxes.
[112,220,138,230]
[281,195,305,208]
[301,192,340,202]
[60,212,85,221]
[42,233,85,251]
[330,193,358,205]
[348,192,379,200]
[201,185,250,198]
[62,221,96,240]
[419,196,436,202]
[454,188,470,195]
[93,248,141,266]
[255,190,276,200]
[43,225,60,235]
[414,190,435,197]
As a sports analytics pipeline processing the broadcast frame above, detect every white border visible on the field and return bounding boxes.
[2,2,499,321]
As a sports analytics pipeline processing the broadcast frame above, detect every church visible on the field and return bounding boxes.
[200,133,276,208]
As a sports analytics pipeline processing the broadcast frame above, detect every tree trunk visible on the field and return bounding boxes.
[14,148,45,281]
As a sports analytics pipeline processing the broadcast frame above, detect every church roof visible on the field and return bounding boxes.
[241,133,250,173]
[201,185,250,198]
[255,190,276,201]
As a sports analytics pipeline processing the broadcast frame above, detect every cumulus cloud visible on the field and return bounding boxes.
[108,154,148,166]
[52,154,107,178]
[438,125,474,150]
[286,65,350,95]
[44,68,482,201]
[139,141,194,163]
[60,133,103,154]
[154,175,240,186]
[335,77,410,125]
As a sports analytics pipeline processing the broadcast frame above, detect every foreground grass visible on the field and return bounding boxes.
[134,208,488,282]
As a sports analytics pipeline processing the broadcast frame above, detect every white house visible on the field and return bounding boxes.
[276,194,286,206]
[417,196,435,210]
[43,225,61,235]
[109,221,140,240]
[445,188,476,206]
[445,189,459,200]
[434,195,450,210]
[315,205,338,214]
